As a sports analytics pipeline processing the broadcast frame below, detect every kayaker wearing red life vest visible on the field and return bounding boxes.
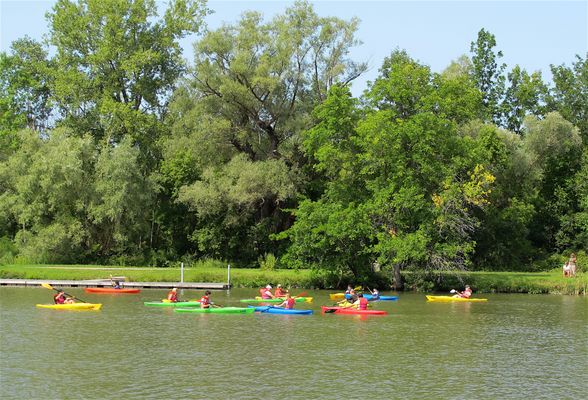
[167,288,179,302]
[200,290,212,308]
[54,290,74,304]
[353,293,369,310]
[452,285,472,298]
[259,285,275,299]
[274,284,288,297]
[277,293,296,309]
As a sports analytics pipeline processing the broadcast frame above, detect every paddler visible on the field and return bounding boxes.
[259,285,275,299]
[167,287,179,302]
[199,290,212,308]
[452,285,472,299]
[369,288,380,300]
[345,284,356,295]
[352,293,369,310]
[53,290,75,304]
[276,293,296,309]
[274,284,288,297]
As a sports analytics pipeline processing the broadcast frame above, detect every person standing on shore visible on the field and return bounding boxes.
[568,253,577,277]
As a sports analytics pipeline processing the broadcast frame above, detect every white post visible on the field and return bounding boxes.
[180,262,184,283]
[227,264,231,288]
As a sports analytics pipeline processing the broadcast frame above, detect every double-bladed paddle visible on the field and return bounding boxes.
[41,283,88,303]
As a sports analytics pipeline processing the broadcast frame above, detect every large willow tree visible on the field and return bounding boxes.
[163,0,366,262]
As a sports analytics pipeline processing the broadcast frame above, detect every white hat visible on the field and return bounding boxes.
[277,284,282,287]
[266,285,272,289]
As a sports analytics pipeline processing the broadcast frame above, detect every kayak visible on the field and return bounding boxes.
[344,294,398,301]
[174,307,254,314]
[250,306,313,315]
[239,297,313,303]
[329,293,346,301]
[426,295,488,302]
[321,306,388,316]
[84,287,141,294]
[144,301,201,307]
[36,303,102,311]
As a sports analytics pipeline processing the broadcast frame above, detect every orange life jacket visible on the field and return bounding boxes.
[358,297,369,310]
[167,291,178,302]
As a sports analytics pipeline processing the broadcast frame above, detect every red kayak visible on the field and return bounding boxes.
[321,306,388,315]
[84,287,141,294]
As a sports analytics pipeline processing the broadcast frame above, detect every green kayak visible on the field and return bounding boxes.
[174,307,254,314]
[144,301,201,307]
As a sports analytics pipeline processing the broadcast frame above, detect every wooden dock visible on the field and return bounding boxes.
[0,279,229,290]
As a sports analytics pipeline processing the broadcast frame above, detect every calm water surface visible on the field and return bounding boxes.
[1,287,586,399]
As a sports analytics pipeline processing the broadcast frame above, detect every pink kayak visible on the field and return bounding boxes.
[321,306,388,315]
[84,287,141,294]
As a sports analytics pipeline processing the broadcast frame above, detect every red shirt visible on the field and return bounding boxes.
[285,298,296,309]
[358,297,369,310]
[167,291,178,302]
[200,295,211,308]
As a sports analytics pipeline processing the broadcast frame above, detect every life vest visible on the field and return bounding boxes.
[167,291,178,302]
[54,293,65,304]
[260,289,273,299]
[461,288,472,299]
[275,288,285,297]
[285,297,296,309]
[358,297,369,310]
[200,295,210,308]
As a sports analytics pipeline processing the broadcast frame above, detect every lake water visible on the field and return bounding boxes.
[1,287,586,399]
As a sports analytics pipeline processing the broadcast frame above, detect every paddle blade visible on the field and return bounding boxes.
[41,283,55,290]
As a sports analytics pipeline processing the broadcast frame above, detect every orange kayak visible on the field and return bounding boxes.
[84,287,141,294]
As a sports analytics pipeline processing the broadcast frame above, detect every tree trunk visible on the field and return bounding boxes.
[392,263,404,291]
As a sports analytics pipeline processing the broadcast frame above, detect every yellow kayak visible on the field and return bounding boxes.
[426,295,488,302]
[329,293,346,301]
[36,303,103,310]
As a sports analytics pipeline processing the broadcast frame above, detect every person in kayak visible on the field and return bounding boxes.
[369,288,380,300]
[259,285,275,299]
[167,288,179,302]
[276,293,296,309]
[352,293,369,310]
[345,285,356,295]
[200,291,212,308]
[110,274,123,289]
[274,284,288,297]
[53,290,75,304]
[452,285,472,298]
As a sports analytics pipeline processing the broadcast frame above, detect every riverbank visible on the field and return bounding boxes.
[0,263,585,295]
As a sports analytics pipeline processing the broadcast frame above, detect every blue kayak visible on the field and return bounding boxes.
[250,306,313,315]
[345,294,398,301]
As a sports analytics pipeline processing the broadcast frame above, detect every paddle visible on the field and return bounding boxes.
[41,283,88,303]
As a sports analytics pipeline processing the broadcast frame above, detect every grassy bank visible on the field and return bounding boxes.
[0,263,586,295]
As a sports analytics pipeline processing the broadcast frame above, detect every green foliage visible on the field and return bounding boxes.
[470,28,506,124]
[548,54,588,139]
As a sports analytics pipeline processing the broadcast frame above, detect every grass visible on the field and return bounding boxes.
[1,263,586,294]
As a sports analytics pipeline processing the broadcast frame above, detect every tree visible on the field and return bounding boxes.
[548,54,588,140]
[165,0,366,262]
[470,28,506,125]
[0,37,53,135]
[502,65,548,134]
[47,0,209,158]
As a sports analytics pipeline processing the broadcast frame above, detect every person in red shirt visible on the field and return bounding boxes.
[167,288,179,302]
[259,285,275,299]
[276,293,296,309]
[353,293,369,310]
[274,284,288,297]
[200,290,212,308]
[53,290,74,304]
